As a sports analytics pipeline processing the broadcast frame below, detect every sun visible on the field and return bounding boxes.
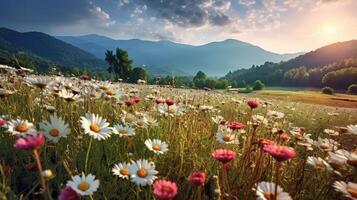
[323,25,336,35]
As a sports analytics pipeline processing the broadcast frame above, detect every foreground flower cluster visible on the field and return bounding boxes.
[0,74,356,199]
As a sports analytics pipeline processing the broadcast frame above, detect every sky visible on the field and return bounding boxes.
[0,0,356,53]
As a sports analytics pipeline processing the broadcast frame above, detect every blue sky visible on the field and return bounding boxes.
[0,0,356,53]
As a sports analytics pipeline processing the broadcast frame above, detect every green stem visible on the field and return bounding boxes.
[85,137,93,173]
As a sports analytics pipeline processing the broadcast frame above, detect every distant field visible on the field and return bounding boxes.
[252,89,357,109]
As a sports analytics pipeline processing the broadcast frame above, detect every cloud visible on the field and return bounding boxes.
[0,0,115,31]
[130,0,232,27]
[239,0,256,6]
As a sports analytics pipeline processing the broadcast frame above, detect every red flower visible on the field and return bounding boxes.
[165,98,175,106]
[155,98,165,104]
[14,133,45,150]
[188,171,206,186]
[58,186,80,200]
[227,121,245,130]
[212,149,237,163]
[125,99,136,106]
[247,99,260,109]
[263,145,296,162]
[153,180,178,200]
[133,96,141,103]
[0,118,5,127]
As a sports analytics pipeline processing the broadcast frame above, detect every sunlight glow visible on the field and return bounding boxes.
[323,25,336,35]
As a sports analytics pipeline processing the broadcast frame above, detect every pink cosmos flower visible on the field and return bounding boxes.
[227,121,245,130]
[188,171,206,186]
[58,186,80,200]
[247,99,260,109]
[153,180,178,200]
[212,149,237,163]
[14,133,45,150]
[263,145,296,162]
[165,98,175,106]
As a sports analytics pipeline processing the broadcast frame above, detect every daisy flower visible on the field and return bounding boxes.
[133,117,148,128]
[314,137,339,152]
[59,89,80,102]
[7,119,36,136]
[25,76,54,89]
[347,125,357,135]
[120,113,137,125]
[129,159,158,186]
[112,162,131,179]
[306,156,332,170]
[267,111,285,119]
[328,151,347,170]
[112,124,135,137]
[145,139,169,154]
[255,181,292,200]
[215,128,239,145]
[66,173,99,196]
[80,113,111,140]
[39,115,70,143]
[333,181,357,199]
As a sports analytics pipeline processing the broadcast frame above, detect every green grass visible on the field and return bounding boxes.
[0,78,356,199]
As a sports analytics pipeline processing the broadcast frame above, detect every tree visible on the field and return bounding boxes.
[129,67,148,83]
[253,80,265,90]
[105,48,133,81]
[193,71,207,88]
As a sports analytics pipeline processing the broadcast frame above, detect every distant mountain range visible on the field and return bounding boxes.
[0,27,105,70]
[224,40,357,88]
[57,34,303,76]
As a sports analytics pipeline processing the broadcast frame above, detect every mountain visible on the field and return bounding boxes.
[57,34,302,76]
[224,40,357,89]
[0,28,105,69]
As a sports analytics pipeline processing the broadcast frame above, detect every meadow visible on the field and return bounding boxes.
[0,75,357,200]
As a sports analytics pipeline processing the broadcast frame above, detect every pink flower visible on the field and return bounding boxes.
[300,127,305,132]
[125,99,136,106]
[188,171,206,186]
[165,98,175,106]
[263,145,296,162]
[155,98,165,104]
[247,99,260,109]
[58,186,80,200]
[14,133,45,150]
[133,96,141,103]
[212,149,237,163]
[227,121,245,130]
[0,118,5,127]
[153,180,178,200]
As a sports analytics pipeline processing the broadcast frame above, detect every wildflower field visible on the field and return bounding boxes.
[0,75,357,200]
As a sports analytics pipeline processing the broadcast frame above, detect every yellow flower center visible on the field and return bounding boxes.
[167,108,175,114]
[136,121,144,126]
[223,135,232,142]
[315,160,325,169]
[263,192,278,200]
[16,124,28,133]
[347,188,357,198]
[49,128,59,137]
[100,86,108,91]
[78,182,90,191]
[320,143,329,150]
[106,90,115,96]
[35,83,47,89]
[120,168,129,176]
[125,117,133,123]
[137,168,148,178]
[90,124,100,133]
[119,129,128,135]
[152,145,161,151]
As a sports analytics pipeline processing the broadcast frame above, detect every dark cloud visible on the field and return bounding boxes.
[134,0,232,27]
[0,0,114,31]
